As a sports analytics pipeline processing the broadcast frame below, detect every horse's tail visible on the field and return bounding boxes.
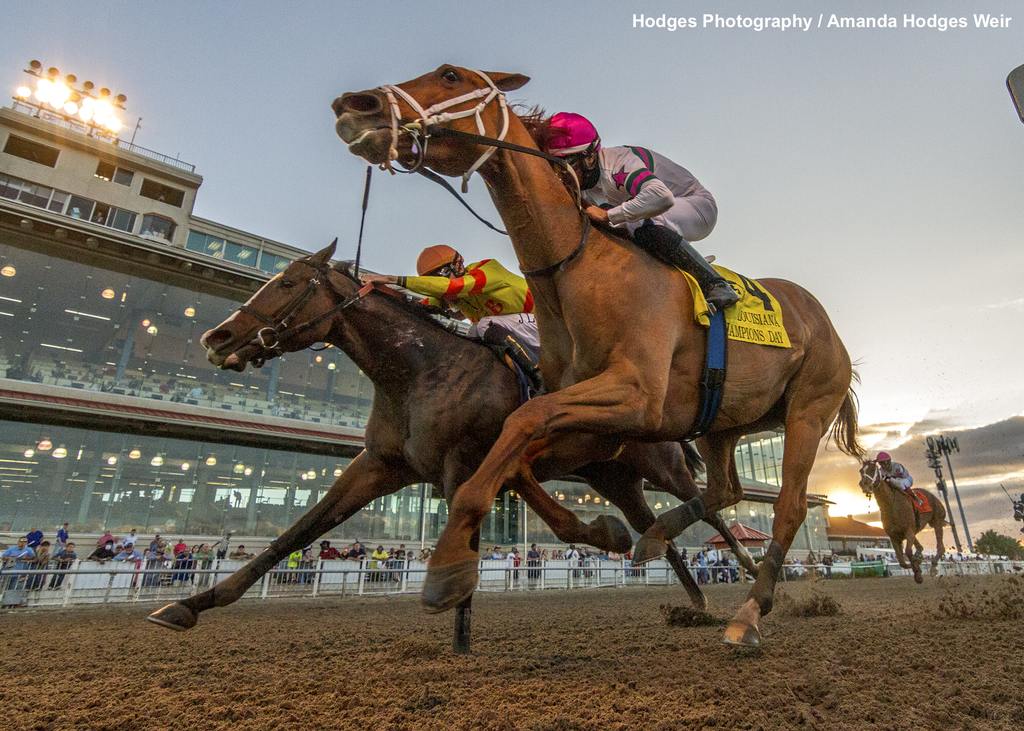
[682,441,705,476]
[829,372,866,460]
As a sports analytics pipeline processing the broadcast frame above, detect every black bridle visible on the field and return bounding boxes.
[235,256,370,367]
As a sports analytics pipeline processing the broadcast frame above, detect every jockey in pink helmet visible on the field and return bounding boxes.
[544,112,738,312]
[875,451,913,493]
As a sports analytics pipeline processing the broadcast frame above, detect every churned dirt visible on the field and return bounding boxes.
[1,575,1022,730]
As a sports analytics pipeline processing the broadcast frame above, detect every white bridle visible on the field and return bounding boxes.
[379,69,509,192]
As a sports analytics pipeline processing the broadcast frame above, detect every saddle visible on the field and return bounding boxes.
[906,488,932,515]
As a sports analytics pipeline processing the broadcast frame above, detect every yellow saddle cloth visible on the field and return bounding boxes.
[682,265,792,348]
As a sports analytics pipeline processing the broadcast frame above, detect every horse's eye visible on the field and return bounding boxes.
[442,69,459,83]
[280,279,295,289]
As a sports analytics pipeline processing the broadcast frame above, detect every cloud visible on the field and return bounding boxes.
[808,415,1024,549]
[981,296,1024,312]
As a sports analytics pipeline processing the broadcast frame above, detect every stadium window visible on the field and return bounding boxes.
[108,208,137,233]
[48,190,68,213]
[67,195,95,221]
[224,240,257,265]
[140,213,176,241]
[92,202,111,226]
[17,181,53,208]
[95,161,116,181]
[258,251,290,274]
[113,167,134,186]
[0,174,21,200]
[139,179,185,207]
[3,135,59,167]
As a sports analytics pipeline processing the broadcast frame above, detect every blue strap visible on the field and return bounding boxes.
[687,307,727,439]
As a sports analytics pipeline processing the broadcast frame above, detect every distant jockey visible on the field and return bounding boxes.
[360,244,540,365]
[876,451,914,494]
[541,112,739,313]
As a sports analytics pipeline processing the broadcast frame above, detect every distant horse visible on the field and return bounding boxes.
[334,64,864,646]
[146,242,757,651]
[859,460,946,583]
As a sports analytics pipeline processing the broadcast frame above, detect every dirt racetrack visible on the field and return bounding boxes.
[1,574,1021,730]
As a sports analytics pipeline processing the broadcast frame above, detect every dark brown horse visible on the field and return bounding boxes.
[146,243,756,650]
[334,65,865,647]
[859,460,946,583]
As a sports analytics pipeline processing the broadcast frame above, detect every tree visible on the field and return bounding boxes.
[973,529,1024,559]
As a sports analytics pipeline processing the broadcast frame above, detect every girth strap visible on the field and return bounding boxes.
[685,307,727,439]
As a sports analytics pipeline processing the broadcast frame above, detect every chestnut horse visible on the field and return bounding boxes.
[859,460,946,583]
[334,65,864,647]
[146,244,757,651]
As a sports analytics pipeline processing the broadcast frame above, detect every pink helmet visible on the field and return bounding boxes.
[546,112,600,156]
[876,451,891,462]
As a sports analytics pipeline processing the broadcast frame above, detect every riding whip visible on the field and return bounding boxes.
[353,164,372,279]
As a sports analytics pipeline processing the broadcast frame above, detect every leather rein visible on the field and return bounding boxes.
[376,71,591,279]
[236,258,371,367]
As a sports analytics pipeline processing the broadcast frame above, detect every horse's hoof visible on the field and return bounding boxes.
[590,515,633,554]
[421,559,479,614]
[632,535,668,565]
[913,571,924,585]
[146,602,197,631]
[723,620,762,648]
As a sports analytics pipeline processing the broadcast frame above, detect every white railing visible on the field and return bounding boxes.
[0,557,1020,611]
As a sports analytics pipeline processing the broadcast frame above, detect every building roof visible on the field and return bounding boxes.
[826,515,888,539]
[707,522,772,545]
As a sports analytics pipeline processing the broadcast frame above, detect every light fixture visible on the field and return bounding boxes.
[1,265,16,277]
[128,448,141,459]
[184,306,196,317]
[150,455,164,466]
[101,288,115,299]
[315,355,323,364]
[233,463,245,474]
[141,319,150,327]
[36,438,52,451]
[106,455,117,466]
[180,462,190,471]
[23,448,34,458]
[52,446,68,459]
[333,467,342,477]
[147,325,158,335]
[300,473,308,481]
[15,85,31,99]
[205,455,217,466]
[654,502,662,510]
[327,363,336,371]
[243,467,253,476]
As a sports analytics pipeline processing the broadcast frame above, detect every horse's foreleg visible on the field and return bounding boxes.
[423,372,663,613]
[723,415,823,648]
[148,451,410,631]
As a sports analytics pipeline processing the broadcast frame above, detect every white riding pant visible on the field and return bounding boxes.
[470,313,539,354]
[641,193,718,242]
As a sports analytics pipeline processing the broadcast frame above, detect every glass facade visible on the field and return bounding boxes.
[735,432,784,487]
[0,241,373,429]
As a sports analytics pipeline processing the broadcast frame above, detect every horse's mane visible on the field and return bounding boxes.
[516,105,553,150]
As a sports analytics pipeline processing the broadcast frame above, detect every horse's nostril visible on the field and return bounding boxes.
[336,92,382,116]
[202,329,232,349]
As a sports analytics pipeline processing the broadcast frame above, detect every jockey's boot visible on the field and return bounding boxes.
[482,328,543,394]
[633,222,740,313]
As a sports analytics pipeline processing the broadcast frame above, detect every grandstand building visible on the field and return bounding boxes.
[0,84,831,555]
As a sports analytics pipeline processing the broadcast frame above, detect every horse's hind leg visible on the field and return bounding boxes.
[930,520,945,576]
[513,466,632,554]
[634,432,743,564]
[148,451,409,631]
[906,537,923,584]
[577,461,707,610]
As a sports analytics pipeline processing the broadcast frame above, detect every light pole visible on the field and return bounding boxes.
[925,444,961,554]
[927,435,972,552]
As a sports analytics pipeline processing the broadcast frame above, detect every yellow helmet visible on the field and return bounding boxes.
[416,244,460,276]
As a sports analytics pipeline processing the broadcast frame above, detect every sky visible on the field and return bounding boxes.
[3,0,1023,543]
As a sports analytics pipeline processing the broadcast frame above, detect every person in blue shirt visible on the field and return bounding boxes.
[2,537,36,589]
[114,545,142,562]
[56,522,69,547]
[24,527,43,549]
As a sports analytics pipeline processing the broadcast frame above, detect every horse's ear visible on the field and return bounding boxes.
[485,71,530,92]
[309,238,337,265]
